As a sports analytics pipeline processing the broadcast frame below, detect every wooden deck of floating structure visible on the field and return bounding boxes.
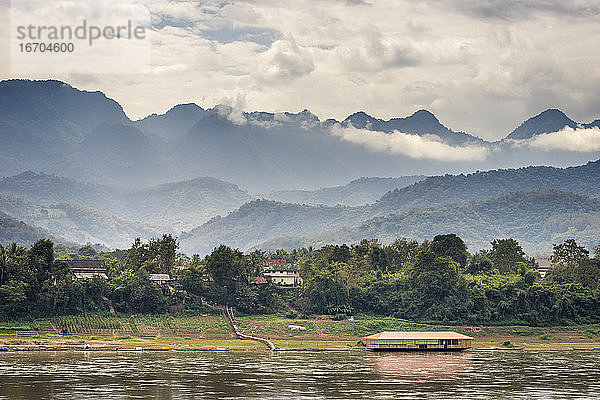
[363,331,473,351]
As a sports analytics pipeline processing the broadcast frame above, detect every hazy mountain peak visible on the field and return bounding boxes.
[169,103,204,112]
[583,119,600,129]
[505,108,578,140]
[0,79,127,122]
[407,109,439,123]
[341,111,380,129]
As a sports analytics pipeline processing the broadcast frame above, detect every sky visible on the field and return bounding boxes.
[1,0,600,140]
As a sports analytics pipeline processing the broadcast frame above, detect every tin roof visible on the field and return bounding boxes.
[149,274,171,281]
[65,259,106,271]
[364,331,474,340]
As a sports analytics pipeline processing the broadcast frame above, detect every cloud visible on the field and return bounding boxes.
[6,0,599,140]
[255,37,315,82]
[329,126,489,161]
[215,103,247,125]
[435,0,600,21]
[516,126,600,152]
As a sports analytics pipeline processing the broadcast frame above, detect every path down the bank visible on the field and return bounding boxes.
[225,306,276,351]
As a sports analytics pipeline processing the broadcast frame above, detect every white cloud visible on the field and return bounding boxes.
[518,127,600,152]
[329,126,489,161]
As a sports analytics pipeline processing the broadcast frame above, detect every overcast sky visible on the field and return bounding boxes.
[2,0,600,140]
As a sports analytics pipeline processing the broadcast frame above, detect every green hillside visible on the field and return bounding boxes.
[181,161,600,255]
[260,189,600,253]
[0,171,252,232]
[0,211,64,247]
[0,193,161,248]
[373,160,600,215]
[266,176,425,206]
[179,199,369,255]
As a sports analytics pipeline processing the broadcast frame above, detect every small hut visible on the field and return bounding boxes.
[363,331,473,351]
[65,259,107,279]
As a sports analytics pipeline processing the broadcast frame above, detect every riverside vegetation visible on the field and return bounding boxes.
[1,234,599,329]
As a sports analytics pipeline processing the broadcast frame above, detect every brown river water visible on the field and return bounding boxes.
[1,350,599,399]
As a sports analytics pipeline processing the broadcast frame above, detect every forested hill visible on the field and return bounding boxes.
[373,160,600,215]
[265,176,426,206]
[259,189,600,253]
[179,200,369,255]
[0,171,252,232]
[0,211,64,247]
[179,160,600,255]
[0,193,161,248]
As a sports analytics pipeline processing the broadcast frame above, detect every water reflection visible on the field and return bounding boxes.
[0,350,599,399]
[368,352,472,378]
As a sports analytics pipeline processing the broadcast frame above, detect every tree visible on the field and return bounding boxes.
[409,249,461,308]
[368,245,389,272]
[551,239,589,268]
[333,260,361,299]
[0,280,29,316]
[489,238,527,274]
[547,240,598,288]
[204,245,249,305]
[125,235,180,273]
[523,269,540,286]
[430,234,468,268]
[466,250,493,275]
[78,244,97,258]
[384,238,420,271]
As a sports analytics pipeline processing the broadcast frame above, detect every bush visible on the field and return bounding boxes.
[502,340,513,347]
[332,313,347,321]
[284,310,298,319]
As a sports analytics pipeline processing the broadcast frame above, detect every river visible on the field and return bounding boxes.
[1,350,599,399]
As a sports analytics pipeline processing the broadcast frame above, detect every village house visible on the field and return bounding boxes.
[65,259,108,279]
[535,257,552,277]
[262,259,303,286]
[149,273,172,286]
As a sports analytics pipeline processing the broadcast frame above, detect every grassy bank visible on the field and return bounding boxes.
[2,313,600,350]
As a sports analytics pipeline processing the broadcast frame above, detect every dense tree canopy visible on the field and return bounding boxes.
[1,235,599,326]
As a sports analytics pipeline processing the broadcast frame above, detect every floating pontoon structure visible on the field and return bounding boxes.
[363,331,473,351]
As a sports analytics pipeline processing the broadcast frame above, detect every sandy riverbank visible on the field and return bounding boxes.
[3,314,600,351]
[2,333,600,352]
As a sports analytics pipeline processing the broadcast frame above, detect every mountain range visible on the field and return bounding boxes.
[264,176,426,206]
[178,160,600,255]
[258,189,600,254]
[1,79,598,193]
[1,79,599,254]
[0,171,253,232]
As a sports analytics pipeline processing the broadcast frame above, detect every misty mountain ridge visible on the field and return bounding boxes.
[373,159,600,215]
[0,171,252,233]
[0,211,67,248]
[341,109,483,146]
[0,192,160,248]
[179,160,600,255]
[265,176,426,206]
[1,79,598,192]
[505,109,579,141]
[258,188,600,254]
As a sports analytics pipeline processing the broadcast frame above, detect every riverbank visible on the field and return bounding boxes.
[2,314,600,351]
